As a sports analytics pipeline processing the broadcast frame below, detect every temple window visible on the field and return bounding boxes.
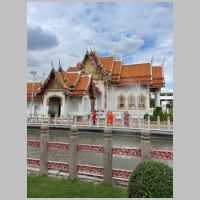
[138,94,146,109]
[117,94,126,110]
[128,95,136,109]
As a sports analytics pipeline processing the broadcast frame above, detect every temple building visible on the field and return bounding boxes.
[27,50,165,118]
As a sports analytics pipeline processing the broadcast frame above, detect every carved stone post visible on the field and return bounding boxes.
[103,127,113,185]
[97,115,100,126]
[68,115,70,125]
[74,115,77,126]
[148,115,150,130]
[89,114,92,126]
[29,114,32,123]
[40,124,49,176]
[167,116,170,130]
[131,116,134,128]
[61,115,64,124]
[48,115,50,125]
[36,114,38,123]
[41,114,44,124]
[141,129,151,162]
[157,115,160,129]
[105,114,107,127]
[55,114,57,124]
[113,115,116,127]
[69,126,78,179]
[138,117,141,128]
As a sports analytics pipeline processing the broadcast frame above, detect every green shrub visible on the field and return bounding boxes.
[153,107,162,116]
[163,111,168,121]
[150,98,155,108]
[144,113,149,120]
[128,161,173,198]
[168,112,173,122]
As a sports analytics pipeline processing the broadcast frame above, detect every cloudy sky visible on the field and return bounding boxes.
[27,2,173,92]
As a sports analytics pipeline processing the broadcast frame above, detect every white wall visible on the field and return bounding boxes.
[107,85,150,117]
[27,100,43,116]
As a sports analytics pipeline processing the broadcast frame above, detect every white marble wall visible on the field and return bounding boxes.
[27,100,43,116]
[107,85,151,116]
[27,85,151,118]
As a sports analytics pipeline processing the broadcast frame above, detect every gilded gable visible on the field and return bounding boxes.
[83,57,102,80]
[46,78,62,91]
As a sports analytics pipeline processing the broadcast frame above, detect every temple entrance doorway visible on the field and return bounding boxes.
[48,97,61,117]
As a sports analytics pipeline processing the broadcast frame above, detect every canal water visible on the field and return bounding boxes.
[27,128,173,171]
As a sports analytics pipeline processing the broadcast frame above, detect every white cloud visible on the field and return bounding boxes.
[27,2,173,89]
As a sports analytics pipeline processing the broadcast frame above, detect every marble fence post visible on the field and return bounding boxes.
[141,129,151,162]
[69,126,79,179]
[103,127,113,185]
[105,114,108,127]
[148,115,150,130]
[167,116,171,130]
[138,117,141,128]
[157,115,160,129]
[89,115,92,126]
[48,115,50,125]
[61,115,64,124]
[41,114,44,124]
[54,114,57,124]
[97,115,100,126]
[40,124,49,176]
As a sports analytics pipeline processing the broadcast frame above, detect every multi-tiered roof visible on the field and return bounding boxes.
[27,50,165,100]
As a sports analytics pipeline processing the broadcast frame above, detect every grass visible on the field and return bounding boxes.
[27,174,127,198]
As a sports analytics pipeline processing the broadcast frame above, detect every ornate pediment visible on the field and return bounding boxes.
[82,57,103,80]
[46,78,62,91]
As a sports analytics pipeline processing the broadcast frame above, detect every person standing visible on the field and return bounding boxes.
[92,110,97,125]
[124,111,130,126]
[110,111,114,126]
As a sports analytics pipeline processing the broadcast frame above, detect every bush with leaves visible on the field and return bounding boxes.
[128,161,173,198]
[144,113,149,120]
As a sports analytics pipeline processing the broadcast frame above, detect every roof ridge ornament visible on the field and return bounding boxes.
[51,60,54,69]
[58,59,63,72]
[162,57,165,67]
[151,55,154,65]
[161,58,165,78]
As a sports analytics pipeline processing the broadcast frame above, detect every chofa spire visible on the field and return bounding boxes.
[58,59,63,72]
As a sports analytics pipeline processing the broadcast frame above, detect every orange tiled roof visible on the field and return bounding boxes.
[30,68,100,97]
[27,82,41,94]
[112,61,121,74]
[27,82,42,100]
[115,63,152,86]
[121,63,151,77]
[99,57,114,72]
[152,66,165,87]
[66,67,77,72]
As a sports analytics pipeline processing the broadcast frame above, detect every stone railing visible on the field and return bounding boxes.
[27,114,173,131]
[27,124,173,185]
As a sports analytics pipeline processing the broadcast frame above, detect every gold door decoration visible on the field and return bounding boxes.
[117,94,126,110]
[128,95,136,110]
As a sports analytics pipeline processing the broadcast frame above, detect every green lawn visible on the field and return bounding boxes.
[27,174,127,198]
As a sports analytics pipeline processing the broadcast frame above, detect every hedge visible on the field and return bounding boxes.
[128,161,173,198]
